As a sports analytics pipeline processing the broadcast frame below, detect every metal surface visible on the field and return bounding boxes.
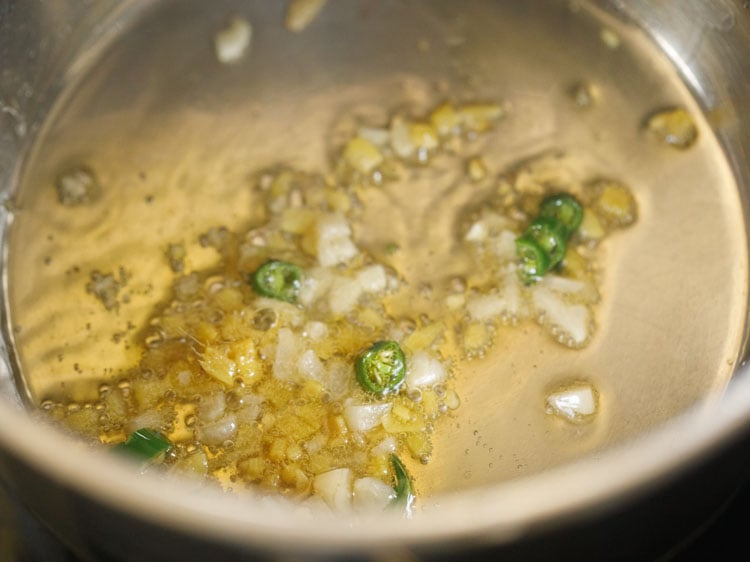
[0,0,749,560]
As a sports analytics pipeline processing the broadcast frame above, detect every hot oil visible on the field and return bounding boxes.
[5,0,747,500]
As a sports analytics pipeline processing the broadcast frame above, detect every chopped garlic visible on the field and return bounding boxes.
[214,16,252,64]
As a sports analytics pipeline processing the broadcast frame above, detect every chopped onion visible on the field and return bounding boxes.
[328,276,364,315]
[343,402,392,432]
[294,495,332,519]
[371,436,397,456]
[353,477,396,512]
[546,384,598,422]
[234,397,262,425]
[356,264,387,293]
[492,230,518,262]
[390,117,414,158]
[214,16,252,64]
[313,468,352,512]
[197,414,237,445]
[323,359,354,399]
[197,391,226,422]
[532,287,591,346]
[316,213,358,267]
[176,369,192,386]
[297,349,325,382]
[126,410,162,434]
[303,320,328,340]
[273,328,300,380]
[405,351,447,390]
[464,221,488,242]
[357,127,390,147]
[466,294,507,321]
[541,274,599,305]
[297,268,333,307]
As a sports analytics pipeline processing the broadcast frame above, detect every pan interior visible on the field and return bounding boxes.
[4,0,747,499]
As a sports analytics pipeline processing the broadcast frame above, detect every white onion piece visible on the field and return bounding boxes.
[371,436,397,456]
[127,410,162,434]
[313,468,352,513]
[546,384,598,422]
[197,391,226,422]
[254,297,304,327]
[492,230,518,262]
[214,17,252,64]
[406,351,447,390]
[357,127,390,147]
[273,328,300,380]
[197,414,237,445]
[353,477,396,512]
[324,359,354,399]
[464,221,488,242]
[541,274,599,304]
[294,495,333,520]
[297,349,325,382]
[328,277,363,315]
[390,117,413,158]
[356,264,387,293]
[303,320,328,340]
[466,294,506,321]
[343,402,392,432]
[317,213,358,267]
[176,369,191,386]
[234,399,262,425]
[466,269,524,322]
[297,268,333,307]
[532,287,591,346]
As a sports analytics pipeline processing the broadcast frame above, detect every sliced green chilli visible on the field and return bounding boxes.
[515,234,551,285]
[355,341,406,395]
[539,193,583,235]
[525,216,568,268]
[114,428,172,462]
[250,260,302,303]
[390,454,415,514]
